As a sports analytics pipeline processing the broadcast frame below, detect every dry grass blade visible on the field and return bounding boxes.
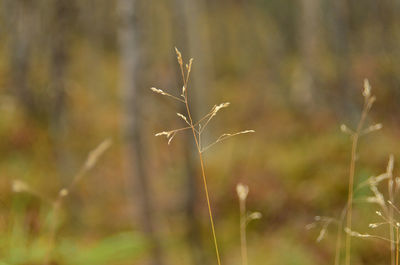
[201,130,255,153]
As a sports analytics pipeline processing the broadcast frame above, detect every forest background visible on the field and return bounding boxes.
[1,1,400,265]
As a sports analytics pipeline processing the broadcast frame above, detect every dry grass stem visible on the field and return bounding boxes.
[152,48,254,265]
[344,79,380,265]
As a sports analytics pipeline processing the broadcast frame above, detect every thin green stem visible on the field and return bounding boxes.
[345,98,370,265]
[240,199,248,265]
[390,177,395,265]
[181,61,222,265]
[396,227,399,265]
[335,206,347,265]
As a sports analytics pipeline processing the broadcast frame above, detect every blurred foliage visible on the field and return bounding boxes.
[1,0,400,264]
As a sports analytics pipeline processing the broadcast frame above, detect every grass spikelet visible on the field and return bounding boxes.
[150,87,185,103]
[150,87,168,95]
[177,113,190,125]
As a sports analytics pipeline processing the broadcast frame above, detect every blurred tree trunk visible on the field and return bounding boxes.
[117,1,164,265]
[328,0,354,117]
[49,0,68,133]
[5,0,39,118]
[172,0,214,264]
[5,0,73,183]
[291,0,320,112]
[49,0,73,182]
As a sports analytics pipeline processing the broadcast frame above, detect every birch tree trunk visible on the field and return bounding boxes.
[172,0,214,264]
[329,0,354,117]
[291,0,320,111]
[49,0,72,182]
[117,1,164,265]
[5,0,38,118]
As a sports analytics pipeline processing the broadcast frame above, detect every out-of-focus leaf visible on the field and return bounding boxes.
[58,232,146,265]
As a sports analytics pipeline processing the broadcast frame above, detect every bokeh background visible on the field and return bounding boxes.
[1,0,400,264]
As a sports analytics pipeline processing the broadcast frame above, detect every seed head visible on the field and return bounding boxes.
[248,212,262,221]
[363,79,371,98]
[236,183,249,201]
[174,47,183,66]
[12,180,29,193]
[369,223,378,228]
[59,188,69,197]
[85,139,112,170]
[150,87,167,96]
[340,124,353,134]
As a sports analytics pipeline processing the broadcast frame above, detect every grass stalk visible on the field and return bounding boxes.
[396,227,399,265]
[237,184,248,265]
[334,206,347,265]
[388,155,395,265]
[179,50,222,265]
[344,80,376,265]
[183,84,222,264]
[153,48,254,265]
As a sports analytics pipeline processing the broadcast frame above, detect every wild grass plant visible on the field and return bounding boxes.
[344,155,400,264]
[151,48,254,265]
[236,183,262,265]
[308,80,400,265]
[342,79,382,265]
[10,139,112,264]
